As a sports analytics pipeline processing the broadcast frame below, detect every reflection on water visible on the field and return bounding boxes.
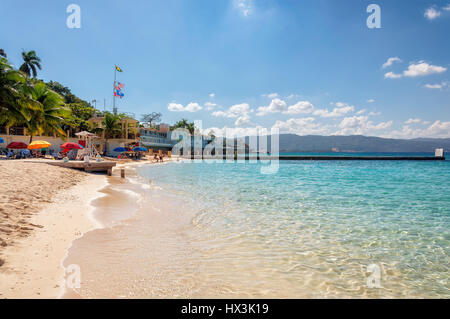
[64,160,450,298]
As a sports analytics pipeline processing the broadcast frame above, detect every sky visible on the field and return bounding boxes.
[1,0,449,138]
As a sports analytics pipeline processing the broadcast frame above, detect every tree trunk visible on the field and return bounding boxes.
[29,135,33,143]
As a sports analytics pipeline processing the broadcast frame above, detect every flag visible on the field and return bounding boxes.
[117,82,125,88]
[114,89,124,98]
[115,65,123,72]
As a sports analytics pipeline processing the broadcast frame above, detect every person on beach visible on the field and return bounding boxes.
[159,154,164,162]
[154,153,159,162]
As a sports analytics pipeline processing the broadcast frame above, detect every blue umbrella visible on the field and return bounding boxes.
[113,147,128,152]
[0,137,4,143]
[133,147,148,152]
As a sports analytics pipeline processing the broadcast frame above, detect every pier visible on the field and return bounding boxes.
[186,155,446,161]
[28,159,117,175]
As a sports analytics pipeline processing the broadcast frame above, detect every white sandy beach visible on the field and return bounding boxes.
[0,158,175,299]
[0,161,108,298]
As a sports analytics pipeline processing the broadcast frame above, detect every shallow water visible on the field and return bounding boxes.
[64,159,450,298]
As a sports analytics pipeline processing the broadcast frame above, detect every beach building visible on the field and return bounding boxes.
[139,124,176,152]
[87,113,140,155]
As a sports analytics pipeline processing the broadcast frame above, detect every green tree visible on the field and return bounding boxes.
[0,49,6,58]
[0,57,38,127]
[19,50,42,78]
[46,81,97,134]
[99,112,121,154]
[22,82,68,143]
[173,118,195,134]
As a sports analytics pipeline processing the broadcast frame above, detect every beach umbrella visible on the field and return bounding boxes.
[133,147,148,152]
[0,137,4,144]
[113,147,128,152]
[61,142,84,150]
[7,142,28,149]
[27,140,52,150]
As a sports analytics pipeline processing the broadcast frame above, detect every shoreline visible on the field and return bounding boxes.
[0,158,175,299]
[0,165,108,299]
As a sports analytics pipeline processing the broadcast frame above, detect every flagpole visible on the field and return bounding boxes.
[113,67,117,115]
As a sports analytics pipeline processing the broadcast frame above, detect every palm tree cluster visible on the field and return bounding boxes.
[0,49,92,142]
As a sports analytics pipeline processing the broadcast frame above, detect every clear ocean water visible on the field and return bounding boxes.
[134,156,449,298]
[65,154,449,298]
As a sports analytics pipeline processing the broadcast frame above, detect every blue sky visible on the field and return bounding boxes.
[1,0,449,137]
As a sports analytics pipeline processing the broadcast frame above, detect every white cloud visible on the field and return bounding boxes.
[256,98,287,116]
[168,103,184,112]
[262,93,278,99]
[185,102,202,112]
[313,102,355,118]
[282,101,315,115]
[425,7,441,20]
[403,62,447,77]
[205,102,218,111]
[382,57,402,69]
[424,82,448,89]
[388,121,450,138]
[384,72,403,79]
[336,116,393,135]
[356,109,366,115]
[212,103,252,126]
[444,4,450,11]
[367,99,375,103]
[209,93,215,98]
[235,113,251,126]
[202,126,270,138]
[229,103,250,114]
[235,0,252,16]
[167,102,202,112]
[273,117,329,135]
[385,62,447,79]
[212,110,237,118]
[405,118,422,124]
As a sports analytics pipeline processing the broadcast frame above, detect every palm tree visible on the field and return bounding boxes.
[0,49,6,58]
[173,118,195,134]
[0,57,38,127]
[22,82,68,143]
[101,112,121,155]
[19,50,42,78]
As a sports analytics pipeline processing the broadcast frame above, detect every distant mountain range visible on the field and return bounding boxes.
[244,135,450,153]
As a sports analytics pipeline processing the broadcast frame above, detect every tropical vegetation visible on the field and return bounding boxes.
[0,48,197,154]
[0,50,91,142]
[172,118,196,134]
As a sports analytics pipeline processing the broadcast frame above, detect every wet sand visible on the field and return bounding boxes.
[0,160,107,298]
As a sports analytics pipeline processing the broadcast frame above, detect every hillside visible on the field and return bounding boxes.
[245,135,450,153]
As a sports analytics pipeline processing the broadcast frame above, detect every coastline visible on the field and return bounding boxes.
[0,162,108,299]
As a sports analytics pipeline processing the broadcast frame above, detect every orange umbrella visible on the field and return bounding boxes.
[27,141,51,150]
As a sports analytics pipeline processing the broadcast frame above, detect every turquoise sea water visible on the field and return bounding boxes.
[133,157,449,298]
